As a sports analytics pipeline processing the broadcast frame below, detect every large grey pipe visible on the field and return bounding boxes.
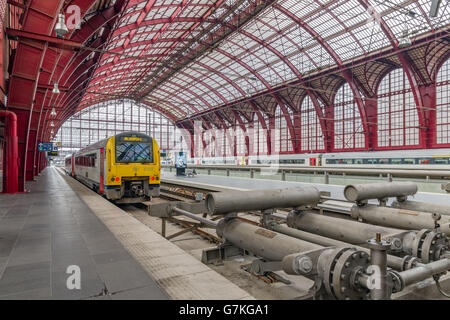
[344,182,418,202]
[216,218,322,261]
[286,210,403,245]
[206,186,320,215]
[271,223,405,270]
[391,200,450,217]
[351,204,450,236]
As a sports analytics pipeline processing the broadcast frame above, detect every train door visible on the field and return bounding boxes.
[71,155,75,176]
[309,158,318,166]
[99,148,104,194]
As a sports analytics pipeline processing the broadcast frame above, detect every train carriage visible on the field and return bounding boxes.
[65,132,160,203]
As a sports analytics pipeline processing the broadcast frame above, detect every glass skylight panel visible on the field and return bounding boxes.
[352,23,389,52]
[328,33,366,60]
[268,35,297,58]
[280,0,321,18]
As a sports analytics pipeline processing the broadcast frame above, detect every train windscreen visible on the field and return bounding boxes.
[115,135,154,163]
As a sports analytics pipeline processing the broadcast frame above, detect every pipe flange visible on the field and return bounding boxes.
[332,249,370,300]
[322,247,351,300]
[420,231,449,263]
[411,229,430,259]
[401,255,420,271]
[388,270,405,293]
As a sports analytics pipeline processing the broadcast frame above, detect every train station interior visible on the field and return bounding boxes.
[0,0,450,302]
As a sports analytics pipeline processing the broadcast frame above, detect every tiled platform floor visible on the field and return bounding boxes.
[0,167,169,300]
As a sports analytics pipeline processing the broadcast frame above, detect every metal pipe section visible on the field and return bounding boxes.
[0,110,19,193]
[216,218,322,261]
[391,200,450,217]
[271,222,405,270]
[344,182,418,202]
[398,258,450,287]
[206,186,320,216]
[172,207,218,228]
[286,210,403,245]
[351,204,450,236]
[367,236,391,300]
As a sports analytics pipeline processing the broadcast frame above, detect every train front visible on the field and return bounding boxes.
[105,132,160,203]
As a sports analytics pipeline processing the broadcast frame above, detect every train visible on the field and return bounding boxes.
[189,148,450,170]
[65,132,160,203]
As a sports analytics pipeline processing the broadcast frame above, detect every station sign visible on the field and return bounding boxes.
[38,142,53,152]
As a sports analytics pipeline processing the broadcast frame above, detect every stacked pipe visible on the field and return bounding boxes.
[206,186,321,215]
[344,182,450,236]
[203,187,450,299]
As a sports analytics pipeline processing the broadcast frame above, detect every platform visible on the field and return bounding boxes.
[0,167,253,300]
[161,172,450,206]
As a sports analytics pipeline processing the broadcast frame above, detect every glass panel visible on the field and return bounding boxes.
[116,142,153,163]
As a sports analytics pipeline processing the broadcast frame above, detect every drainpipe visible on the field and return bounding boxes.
[0,110,19,193]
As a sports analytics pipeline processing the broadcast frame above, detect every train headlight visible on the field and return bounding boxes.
[115,177,120,182]
[151,176,155,181]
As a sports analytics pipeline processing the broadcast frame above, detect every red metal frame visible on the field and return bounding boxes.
[0,110,19,193]
[3,0,450,185]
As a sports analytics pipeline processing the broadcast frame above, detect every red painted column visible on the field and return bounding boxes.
[0,111,19,193]
[268,116,275,155]
[418,84,437,148]
[324,104,334,152]
[293,112,301,153]
[364,97,378,151]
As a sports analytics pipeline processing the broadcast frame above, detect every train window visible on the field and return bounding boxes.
[75,154,96,167]
[434,158,450,165]
[116,142,153,163]
[354,159,363,164]
[391,158,402,164]
[336,159,353,164]
[379,158,389,164]
[419,158,432,165]
[402,158,415,165]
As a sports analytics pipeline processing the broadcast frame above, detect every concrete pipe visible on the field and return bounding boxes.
[351,204,450,236]
[286,210,403,245]
[344,182,418,202]
[206,186,320,216]
[216,218,322,261]
[391,200,450,217]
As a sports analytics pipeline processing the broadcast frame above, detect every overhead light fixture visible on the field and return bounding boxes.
[51,129,54,135]
[55,13,69,37]
[52,82,60,94]
[398,29,412,49]
[50,107,57,116]
[50,121,55,127]
[430,0,442,18]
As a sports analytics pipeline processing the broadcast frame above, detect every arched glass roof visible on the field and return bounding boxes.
[79,0,450,120]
